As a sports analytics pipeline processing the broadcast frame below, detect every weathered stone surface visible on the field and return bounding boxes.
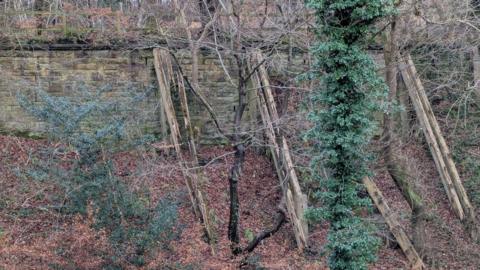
[0,48,308,143]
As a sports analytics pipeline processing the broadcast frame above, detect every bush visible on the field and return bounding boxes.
[17,83,179,267]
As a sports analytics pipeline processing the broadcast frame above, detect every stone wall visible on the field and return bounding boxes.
[0,48,309,144]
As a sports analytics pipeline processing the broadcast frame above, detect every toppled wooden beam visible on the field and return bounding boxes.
[400,54,478,239]
[363,177,426,270]
[250,51,308,251]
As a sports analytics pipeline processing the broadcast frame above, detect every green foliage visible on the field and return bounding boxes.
[305,0,394,269]
[244,228,255,243]
[463,157,480,206]
[454,141,480,208]
[17,84,179,267]
[63,26,90,43]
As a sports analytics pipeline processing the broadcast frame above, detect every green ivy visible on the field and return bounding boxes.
[305,1,395,269]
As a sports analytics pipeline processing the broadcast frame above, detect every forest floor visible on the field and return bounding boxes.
[372,139,480,270]
[0,134,478,269]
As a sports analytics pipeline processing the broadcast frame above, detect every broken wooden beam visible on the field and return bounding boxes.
[176,72,215,245]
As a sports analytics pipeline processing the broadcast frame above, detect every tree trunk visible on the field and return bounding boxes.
[383,19,428,257]
[472,46,480,102]
[228,56,248,254]
[397,74,411,139]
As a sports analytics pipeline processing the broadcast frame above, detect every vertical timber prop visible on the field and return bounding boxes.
[153,48,215,247]
[250,51,309,251]
[153,48,182,154]
[362,177,426,270]
[399,54,479,240]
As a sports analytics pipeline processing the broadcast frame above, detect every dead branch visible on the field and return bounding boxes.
[243,202,287,253]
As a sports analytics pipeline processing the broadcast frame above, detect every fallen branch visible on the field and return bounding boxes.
[244,202,287,253]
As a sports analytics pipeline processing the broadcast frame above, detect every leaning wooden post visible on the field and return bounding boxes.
[153,48,199,218]
[153,48,218,248]
[281,137,309,248]
[402,54,478,239]
[252,69,285,187]
[250,52,309,250]
[399,57,465,220]
[176,72,216,248]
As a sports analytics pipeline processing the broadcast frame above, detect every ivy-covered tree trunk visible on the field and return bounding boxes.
[306,1,394,269]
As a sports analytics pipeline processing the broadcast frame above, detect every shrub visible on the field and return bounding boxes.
[17,83,179,267]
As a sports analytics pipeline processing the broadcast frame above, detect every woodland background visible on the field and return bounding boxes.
[0,0,480,269]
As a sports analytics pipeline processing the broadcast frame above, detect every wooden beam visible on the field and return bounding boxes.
[399,56,465,220]
[255,53,280,134]
[401,54,478,239]
[253,69,284,173]
[363,177,426,270]
[250,51,309,250]
[153,48,199,218]
[153,48,216,249]
[153,48,182,154]
[281,137,308,249]
[176,72,215,245]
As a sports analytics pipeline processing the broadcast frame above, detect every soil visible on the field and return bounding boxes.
[0,135,478,269]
